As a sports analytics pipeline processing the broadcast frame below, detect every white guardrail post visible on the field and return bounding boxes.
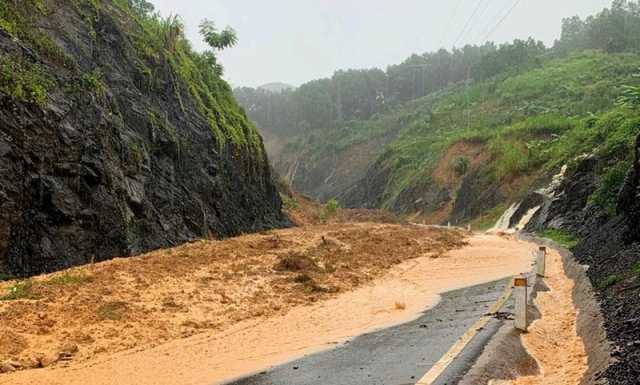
[514,276,527,332]
[536,246,546,277]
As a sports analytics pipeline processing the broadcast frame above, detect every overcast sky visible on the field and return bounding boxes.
[150,0,613,88]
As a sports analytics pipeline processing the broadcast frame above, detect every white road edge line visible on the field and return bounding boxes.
[415,277,516,385]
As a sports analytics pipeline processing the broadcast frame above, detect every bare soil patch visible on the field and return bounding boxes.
[432,140,486,188]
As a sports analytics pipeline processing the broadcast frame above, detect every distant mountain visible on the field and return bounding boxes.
[258,82,294,92]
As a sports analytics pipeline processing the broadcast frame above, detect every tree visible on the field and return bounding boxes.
[198,19,238,51]
[198,19,238,76]
[128,0,155,19]
[555,16,587,53]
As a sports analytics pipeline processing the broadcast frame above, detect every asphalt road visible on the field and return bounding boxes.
[223,278,513,385]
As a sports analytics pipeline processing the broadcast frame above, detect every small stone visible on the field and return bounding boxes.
[0,363,17,373]
[293,366,299,370]
[37,352,59,368]
[180,326,196,338]
[61,343,79,354]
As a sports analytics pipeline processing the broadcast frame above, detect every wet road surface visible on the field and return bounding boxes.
[223,278,513,385]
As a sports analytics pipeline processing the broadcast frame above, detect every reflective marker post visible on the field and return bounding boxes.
[514,276,527,332]
[536,246,546,277]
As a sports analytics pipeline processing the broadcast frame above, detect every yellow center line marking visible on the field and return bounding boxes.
[415,277,516,385]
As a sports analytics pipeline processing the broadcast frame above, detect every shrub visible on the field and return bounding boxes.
[320,199,340,222]
[451,155,470,176]
[0,57,53,106]
[281,194,298,210]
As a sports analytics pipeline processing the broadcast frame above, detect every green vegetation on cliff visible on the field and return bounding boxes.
[0,0,287,278]
[0,0,263,156]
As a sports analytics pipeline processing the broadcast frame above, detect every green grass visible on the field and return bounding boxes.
[48,272,84,285]
[633,263,640,278]
[473,202,510,231]
[0,281,35,301]
[98,302,124,321]
[599,274,623,289]
[588,160,631,218]
[281,194,298,209]
[539,229,583,248]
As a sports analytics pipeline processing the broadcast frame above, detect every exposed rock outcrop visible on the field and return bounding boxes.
[524,156,607,238]
[0,1,288,277]
[448,169,504,225]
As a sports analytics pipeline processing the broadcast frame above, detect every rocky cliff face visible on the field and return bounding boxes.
[524,157,607,238]
[0,1,287,277]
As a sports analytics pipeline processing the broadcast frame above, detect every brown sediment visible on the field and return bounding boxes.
[0,232,534,385]
[490,247,588,385]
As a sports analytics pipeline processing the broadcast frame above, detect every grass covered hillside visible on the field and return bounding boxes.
[354,51,640,222]
[237,1,640,226]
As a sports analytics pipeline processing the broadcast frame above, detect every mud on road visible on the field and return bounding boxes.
[0,212,465,374]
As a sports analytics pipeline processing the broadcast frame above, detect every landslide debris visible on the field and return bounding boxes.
[0,208,466,373]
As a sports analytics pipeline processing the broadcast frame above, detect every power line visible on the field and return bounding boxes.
[480,0,524,44]
[460,0,493,44]
[453,0,487,47]
[437,0,463,49]
[474,0,513,45]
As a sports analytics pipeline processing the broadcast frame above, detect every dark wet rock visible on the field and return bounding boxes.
[508,192,545,229]
[340,160,390,209]
[525,156,606,238]
[569,134,640,385]
[448,169,504,225]
[617,134,640,244]
[0,3,289,278]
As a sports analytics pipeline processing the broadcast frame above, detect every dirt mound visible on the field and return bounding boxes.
[282,193,324,225]
[283,192,408,226]
[0,222,466,373]
[332,209,408,224]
